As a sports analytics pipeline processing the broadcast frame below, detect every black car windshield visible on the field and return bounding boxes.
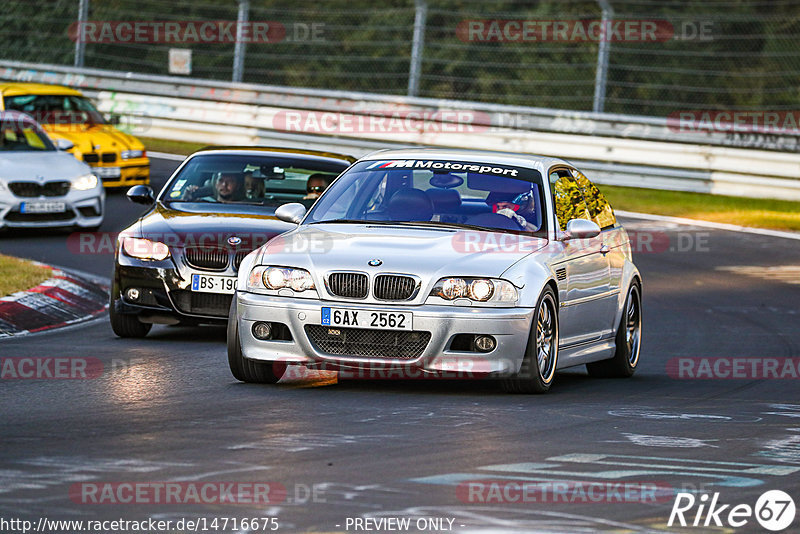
[4,94,107,125]
[305,159,547,236]
[163,154,346,208]
[0,118,55,151]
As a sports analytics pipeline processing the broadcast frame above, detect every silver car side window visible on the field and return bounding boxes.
[549,168,589,231]
[571,169,617,230]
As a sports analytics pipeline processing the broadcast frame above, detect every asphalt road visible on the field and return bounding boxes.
[1,156,799,533]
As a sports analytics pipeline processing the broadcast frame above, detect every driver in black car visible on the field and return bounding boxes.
[185,172,245,202]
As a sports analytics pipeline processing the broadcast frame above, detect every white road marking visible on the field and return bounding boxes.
[616,210,800,241]
[148,151,187,161]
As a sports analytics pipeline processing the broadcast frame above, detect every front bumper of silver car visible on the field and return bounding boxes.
[236,291,534,376]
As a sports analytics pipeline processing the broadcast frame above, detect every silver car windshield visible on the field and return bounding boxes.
[305,160,547,236]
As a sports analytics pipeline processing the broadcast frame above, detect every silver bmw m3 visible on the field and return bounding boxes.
[229,148,642,393]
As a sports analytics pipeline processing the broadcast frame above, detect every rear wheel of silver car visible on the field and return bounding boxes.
[586,281,642,378]
[109,298,152,338]
[502,287,558,394]
[227,298,282,384]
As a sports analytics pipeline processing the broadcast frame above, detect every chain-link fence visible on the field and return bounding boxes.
[2,0,799,118]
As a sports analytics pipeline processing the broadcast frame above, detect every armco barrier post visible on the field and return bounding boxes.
[593,0,614,113]
[74,0,89,68]
[407,0,427,97]
[232,0,250,83]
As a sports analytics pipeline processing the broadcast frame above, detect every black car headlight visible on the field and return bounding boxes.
[121,237,170,261]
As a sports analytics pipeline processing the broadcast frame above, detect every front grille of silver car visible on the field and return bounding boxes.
[373,274,416,301]
[184,246,228,271]
[327,272,369,299]
[304,325,431,359]
[9,181,71,198]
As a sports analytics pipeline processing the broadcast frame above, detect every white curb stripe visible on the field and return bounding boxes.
[615,210,800,241]
[148,150,187,161]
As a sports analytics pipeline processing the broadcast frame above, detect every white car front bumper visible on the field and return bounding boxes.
[0,185,105,229]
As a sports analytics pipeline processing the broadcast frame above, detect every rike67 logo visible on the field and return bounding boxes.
[668,490,796,531]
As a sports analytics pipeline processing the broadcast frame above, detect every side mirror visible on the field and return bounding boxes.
[275,202,307,224]
[563,219,601,240]
[106,114,122,126]
[55,138,74,151]
[126,185,155,205]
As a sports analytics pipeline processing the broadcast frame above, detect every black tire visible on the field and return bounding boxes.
[227,298,282,384]
[109,298,152,338]
[501,287,559,394]
[586,281,642,378]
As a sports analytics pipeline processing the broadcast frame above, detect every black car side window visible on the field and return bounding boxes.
[549,168,590,231]
[571,170,616,230]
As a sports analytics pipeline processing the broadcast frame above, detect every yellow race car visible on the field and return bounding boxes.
[0,82,150,188]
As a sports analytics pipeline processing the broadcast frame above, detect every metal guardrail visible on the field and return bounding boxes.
[2,60,800,200]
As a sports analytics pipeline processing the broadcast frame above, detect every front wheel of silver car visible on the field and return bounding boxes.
[586,281,642,378]
[227,298,283,384]
[501,287,559,394]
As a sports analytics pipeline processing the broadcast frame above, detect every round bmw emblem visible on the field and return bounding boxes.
[368,259,382,267]
[227,236,242,246]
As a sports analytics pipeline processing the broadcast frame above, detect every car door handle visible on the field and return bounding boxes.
[599,244,610,255]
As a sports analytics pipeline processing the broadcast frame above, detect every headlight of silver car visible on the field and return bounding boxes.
[429,277,518,304]
[248,266,317,295]
[72,173,98,191]
[121,237,170,261]
[121,150,144,159]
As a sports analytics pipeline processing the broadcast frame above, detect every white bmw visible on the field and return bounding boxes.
[0,111,104,230]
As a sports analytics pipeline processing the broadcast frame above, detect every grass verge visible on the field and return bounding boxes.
[601,185,800,232]
[140,137,206,156]
[0,254,53,297]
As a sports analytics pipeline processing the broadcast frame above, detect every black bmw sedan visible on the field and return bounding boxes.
[110,147,354,338]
